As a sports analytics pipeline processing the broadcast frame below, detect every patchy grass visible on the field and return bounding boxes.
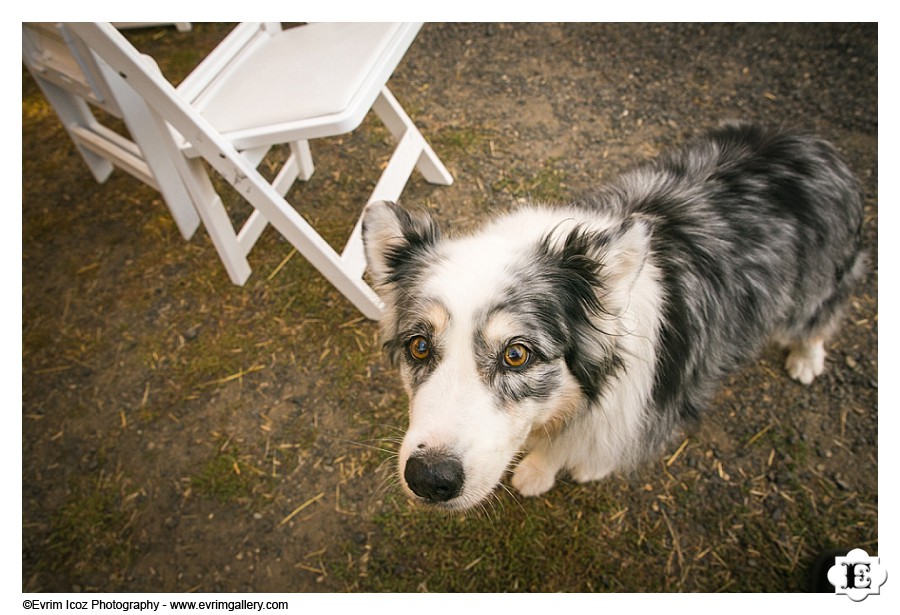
[44,471,138,587]
[492,158,569,203]
[356,487,632,592]
[354,484,873,593]
[433,125,494,155]
[332,412,877,592]
[192,447,258,504]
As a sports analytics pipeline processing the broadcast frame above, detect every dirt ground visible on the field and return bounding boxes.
[22,23,877,593]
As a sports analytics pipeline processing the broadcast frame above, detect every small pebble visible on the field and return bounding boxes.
[834,474,852,490]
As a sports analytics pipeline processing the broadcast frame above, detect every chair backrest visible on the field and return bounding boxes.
[22,23,123,117]
[175,22,281,104]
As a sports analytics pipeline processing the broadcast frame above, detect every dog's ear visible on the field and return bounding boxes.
[600,218,652,293]
[551,217,651,295]
[547,219,652,400]
[362,200,441,291]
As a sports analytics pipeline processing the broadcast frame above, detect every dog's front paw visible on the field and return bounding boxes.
[511,454,557,497]
[785,339,825,385]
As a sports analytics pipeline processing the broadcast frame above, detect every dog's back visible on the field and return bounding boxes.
[577,123,865,444]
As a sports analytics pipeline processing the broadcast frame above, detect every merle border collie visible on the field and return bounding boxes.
[361,122,866,511]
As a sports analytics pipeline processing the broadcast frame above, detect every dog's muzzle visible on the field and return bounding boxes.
[404,450,465,503]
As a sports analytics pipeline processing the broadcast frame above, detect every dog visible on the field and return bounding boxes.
[361,122,865,511]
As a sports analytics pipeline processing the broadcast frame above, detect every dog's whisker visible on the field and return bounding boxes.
[496,481,531,522]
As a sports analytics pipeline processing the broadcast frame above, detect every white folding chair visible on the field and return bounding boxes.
[62,22,453,319]
[22,22,201,239]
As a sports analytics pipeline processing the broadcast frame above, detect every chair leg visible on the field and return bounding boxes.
[230,162,385,319]
[337,88,454,281]
[99,61,202,239]
[328,268,385,320]
[291,140,314,181]
[171,141,383,320]
[414,138,454,187]
[372,87,453,186]
[177,156,253,285]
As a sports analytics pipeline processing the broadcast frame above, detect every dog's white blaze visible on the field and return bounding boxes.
[401,344,522,507]
[399,232,533,506]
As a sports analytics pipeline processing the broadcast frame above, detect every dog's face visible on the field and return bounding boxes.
[362,201,647,510]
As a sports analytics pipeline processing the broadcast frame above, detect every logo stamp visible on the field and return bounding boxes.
[826,548,887,601]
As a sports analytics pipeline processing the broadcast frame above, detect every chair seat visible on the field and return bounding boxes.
[196,23,419,139]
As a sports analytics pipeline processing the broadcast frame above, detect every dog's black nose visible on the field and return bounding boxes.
[404,452,465,503]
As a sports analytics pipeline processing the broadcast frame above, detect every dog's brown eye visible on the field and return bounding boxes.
[503,343,530,369]
[408,336,431,361]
